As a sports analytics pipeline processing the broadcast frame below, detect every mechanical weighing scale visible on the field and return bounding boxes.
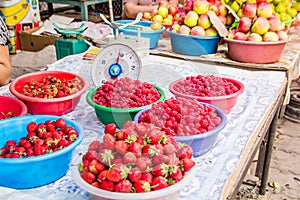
[91,13,150,87]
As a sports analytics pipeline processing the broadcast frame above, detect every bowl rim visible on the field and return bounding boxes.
[112,20,165,34]
[86,85,166,113]
[71,158,197,199]
[0,95,28,116]
[0,115,84,163]
[223,37,289,45]
[9,70,88,103]
[169,77,245,101]
[134,101,227,140]
[166,29,220,39]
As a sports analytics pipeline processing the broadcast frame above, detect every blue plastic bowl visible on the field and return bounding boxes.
[0,115,84,189]
[134,102,227,157]
[167,29,220,56]
[111,20,165,49]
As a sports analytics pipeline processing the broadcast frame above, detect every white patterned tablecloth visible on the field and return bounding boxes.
[0,53,286,200]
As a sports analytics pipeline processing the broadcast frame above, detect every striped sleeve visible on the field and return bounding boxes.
[0,17,9,46]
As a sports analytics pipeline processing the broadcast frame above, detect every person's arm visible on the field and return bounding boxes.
[123,2,158,19]
[0,45,12,86]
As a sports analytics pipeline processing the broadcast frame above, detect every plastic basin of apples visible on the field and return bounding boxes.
[224,37,287,64]
[111,20,165,49]
[167,29,220,56]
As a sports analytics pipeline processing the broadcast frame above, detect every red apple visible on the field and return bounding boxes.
[233,31,247,40]
[257,2,273,18]
[185,0,194,12]
[242,2,257,18]
[168,5,178,16]
[268,16,284,32]
[190,25,206,36]
[276,30,288,40]
[237,17,252,33]
[178,25,191,35]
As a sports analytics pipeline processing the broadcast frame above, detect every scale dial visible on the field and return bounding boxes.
[92,43,142,86]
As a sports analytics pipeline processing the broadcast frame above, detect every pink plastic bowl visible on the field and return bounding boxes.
[9,71,88,115]
[169,77,245,114]
[224,37,287,64]
[0,96,27,118]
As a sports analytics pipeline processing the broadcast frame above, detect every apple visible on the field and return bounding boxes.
[193,0,210,15]
[184,11,199,27]
[218,4,228,16]
[247,33,263,42]
[262,31,279,42]
[178,25,191,35]
[205,27,218,36]
[268,16,284,32]
[257,2,273,18]
[185,0,194,12]
[159,0,169,7]
[151,9,158,18]
[158,6,169,18]
[152,14,164,23]
[209,5,219,15]
[276,30,288,40]
[163,18,173,25]
[198,14,211,29]
[174,13,181,21]
[143,12,152,20]
[242,2,257,18]
[227,29,237,39]
[168,5,178,16]
[171,23,181,32]
[151,21,163,30]
[237,17,252,33]
[226,13,234,26]
[190,26,206,36]
[233,31,247,40]
[166,14,174,20]
[218,15,227,25]
[251,17,270,35]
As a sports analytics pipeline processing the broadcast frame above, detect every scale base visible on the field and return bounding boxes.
[108,35,150,66]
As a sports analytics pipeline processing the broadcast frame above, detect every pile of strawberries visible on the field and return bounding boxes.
[0,111,13,120]
[172,75,240,97]
[138,97,222,136]
[92,77,161,108]
[79,122,196,193]
[21,76,83,99]
[0,118,79,158]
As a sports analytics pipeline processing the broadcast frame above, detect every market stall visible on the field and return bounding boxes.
[0,53,287,199]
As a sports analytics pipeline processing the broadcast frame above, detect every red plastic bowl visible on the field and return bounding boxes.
[169,77,245,114]
[224,37,287,64]
[0,96,27,118]
[9,71,88,115]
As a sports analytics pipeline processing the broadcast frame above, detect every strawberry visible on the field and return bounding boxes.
[67,131,78,142]
[46,123,56,132]
[134,122,148,136]
[151,176,169,191]
[100,149,114,167]
[141,172,153,185]
[5,140,16,147]
[37,123,47,133]
[180,158,196,173]
[84,150,99,162]
[102,134,115,150]
[115,140,129,155]
[176,145,193,159]
[91,181,100,188]
[152,154,170,165]
[144,128,164,144]
[106,168,124,183]
[115,180,132,193]
[57,138,71,148]
[26,121,37,132]
[128,168,142,183]
[122,151,137,164]
[152,163,169,177]
[88,159,105,175]
[128,142,142,157]
[163,143,176,155]
[55,118,66,129]
[88,140,101,152]
[168,165,183,183]
[104,123,117,135]
[136,156,152,171]
[115,130,127,141]
[97,170,108,182]
[100,180,115,191]
[81,169,96,184]
[133,180,151,193]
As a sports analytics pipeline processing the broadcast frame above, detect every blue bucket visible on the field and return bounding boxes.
[111,20,164,49]
[167,29,220,56]
[0,115,83,189]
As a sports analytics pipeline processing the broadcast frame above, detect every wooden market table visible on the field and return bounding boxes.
[0,50,288,200]
[39,0,110,21]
